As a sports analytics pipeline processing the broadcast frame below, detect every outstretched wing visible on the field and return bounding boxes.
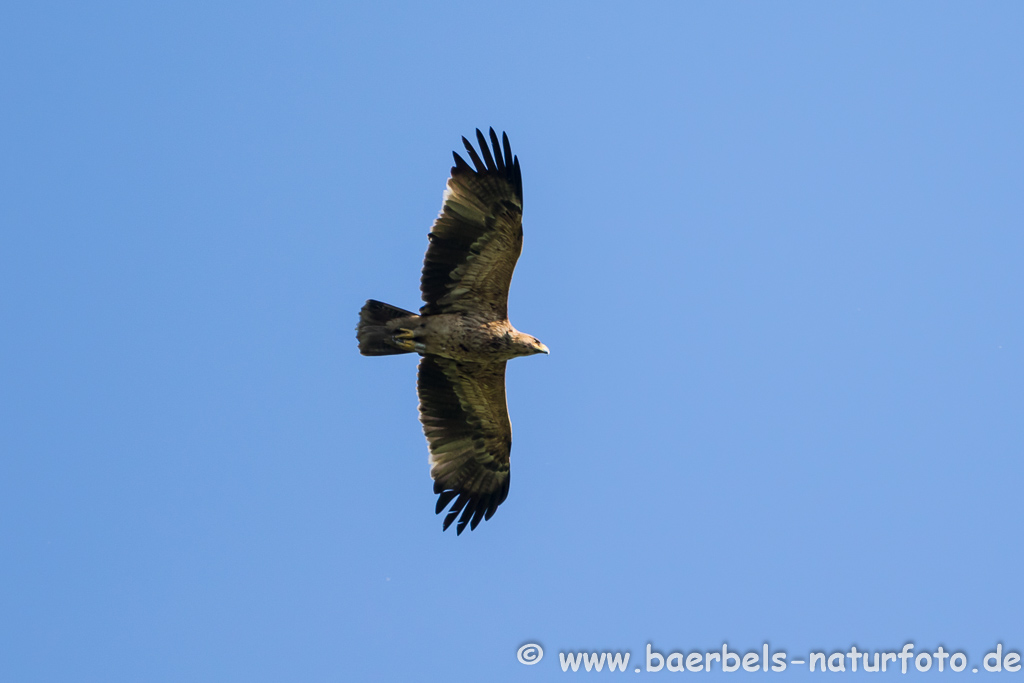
[416,356,511,534]
[420,128,523,319]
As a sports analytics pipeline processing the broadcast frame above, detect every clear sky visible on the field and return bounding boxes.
[2,2,1022,681]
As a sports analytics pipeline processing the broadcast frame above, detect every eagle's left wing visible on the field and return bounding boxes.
[420,128,523,319]
[416,355,511,534]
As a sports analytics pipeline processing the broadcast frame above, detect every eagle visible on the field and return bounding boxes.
[356,129,548,534]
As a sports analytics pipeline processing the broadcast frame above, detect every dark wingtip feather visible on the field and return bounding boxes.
[484,497,499,521]
[462,136,485,172]
[489,128,504,171]
[457,502,476,534]
[442,493,469,531]
[452,151,473,175]
[469,501,487,530]
[502,132,512,170]
[513,155,522,200]
[443,508,459,531]
[435,490,458,515]
[475,129,496,171]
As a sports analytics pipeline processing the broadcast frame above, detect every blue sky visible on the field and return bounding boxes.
[2,2,1022,681]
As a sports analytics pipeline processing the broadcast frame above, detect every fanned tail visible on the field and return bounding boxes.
[356,300,418,356]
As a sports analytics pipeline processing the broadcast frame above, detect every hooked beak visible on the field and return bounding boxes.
[535,342,550,355]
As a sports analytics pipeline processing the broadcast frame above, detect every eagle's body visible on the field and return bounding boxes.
[364,309,541,363]
[356,129,547,534]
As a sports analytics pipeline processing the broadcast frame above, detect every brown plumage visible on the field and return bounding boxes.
[356,129,548,534]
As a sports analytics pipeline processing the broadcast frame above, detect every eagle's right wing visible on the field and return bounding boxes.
[416,355,511,534]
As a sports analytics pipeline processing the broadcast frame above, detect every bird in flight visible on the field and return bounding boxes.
[356,129,548,534]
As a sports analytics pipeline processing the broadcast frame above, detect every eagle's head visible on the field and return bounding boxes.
[508,331,549,357]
